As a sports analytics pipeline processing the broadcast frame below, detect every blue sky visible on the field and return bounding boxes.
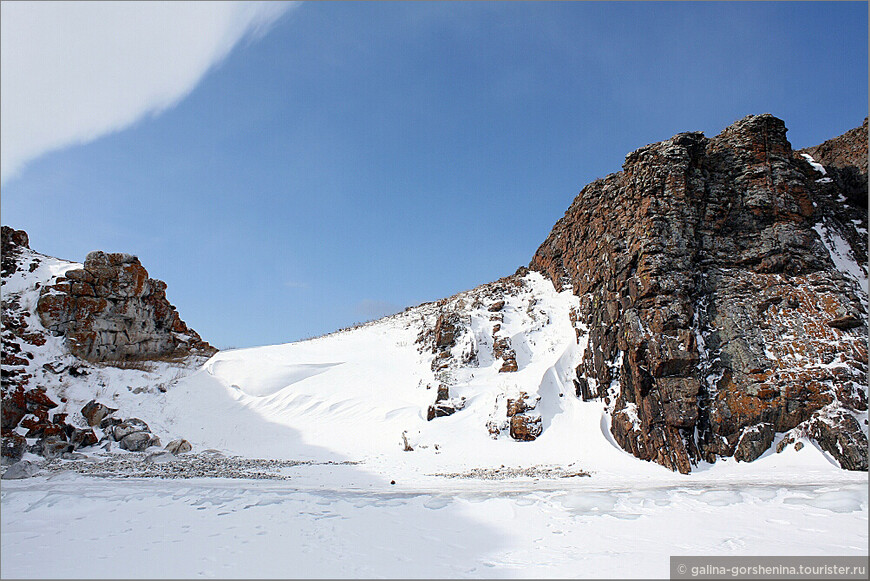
[2,1,867,348]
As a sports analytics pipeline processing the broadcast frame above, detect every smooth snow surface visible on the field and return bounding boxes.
[2,472,866,579]
[2,269,868,578]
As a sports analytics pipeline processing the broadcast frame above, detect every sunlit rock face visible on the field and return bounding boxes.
[530,114,868,473]
[35,249,215,362]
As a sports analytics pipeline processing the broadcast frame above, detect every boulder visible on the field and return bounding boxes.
[2,460,38,480]
[1,396,27,430]
[427,403,457,421]
[99,416,122,431]
[70,428,99,449]
[34,435,73,459]
[80,400,116,427]
[119,431,160,452]
[34,248,216,362]
[734,423,776,462]
[510,415,542,441]
[164,439,192,455]
[61,452,87,460]
[24,389,58,410]
[809,412,868,471]
[1,431,27,463]
[112,418,150,442]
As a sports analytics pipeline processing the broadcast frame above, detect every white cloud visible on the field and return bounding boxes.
[1,1,298,184]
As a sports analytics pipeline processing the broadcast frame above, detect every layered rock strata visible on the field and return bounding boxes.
[35,249,214,361]
[530,114,868,472]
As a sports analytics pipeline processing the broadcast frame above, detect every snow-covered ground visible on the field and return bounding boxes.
[2,466,866,578]
[2,258,868,578]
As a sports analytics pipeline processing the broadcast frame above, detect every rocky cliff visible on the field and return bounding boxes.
[35,250,214,362]
[1,227,215,462]
[530,114,868,472]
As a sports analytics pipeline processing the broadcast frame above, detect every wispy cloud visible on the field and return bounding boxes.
[354,299,403,321]
[0,1,299,184]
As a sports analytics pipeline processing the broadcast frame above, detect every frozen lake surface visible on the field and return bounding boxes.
[2,464,866,579]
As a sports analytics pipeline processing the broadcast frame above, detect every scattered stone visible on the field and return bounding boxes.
[433,465,590,480]
[38,452,355,480]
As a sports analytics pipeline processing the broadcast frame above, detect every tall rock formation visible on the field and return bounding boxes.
[35,250,214,362]
[530,114,868,472]
[1,227,215,461]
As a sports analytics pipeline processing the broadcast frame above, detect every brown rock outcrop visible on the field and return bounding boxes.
[530,114,868,472]
[36,250,215,361]
[799,117,867,208]
[2,227,217,462]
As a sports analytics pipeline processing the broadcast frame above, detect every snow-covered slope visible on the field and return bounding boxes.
[35,269,847,484]
[1,238,859,482]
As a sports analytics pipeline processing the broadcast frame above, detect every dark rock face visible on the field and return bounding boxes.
[1,227,29,278]
[799,117,868,208]
[35,250,215,362]
[531,114,868,472]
